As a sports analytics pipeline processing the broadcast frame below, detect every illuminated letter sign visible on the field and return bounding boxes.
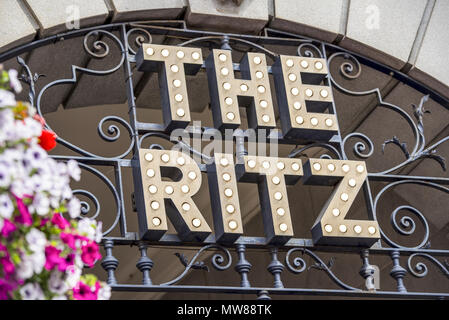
[135,149,211,241]
[273,55,338,140]
[206,50,276,131]
[136,44,203,130]
[134,44,380,247]
[303,159,380,246]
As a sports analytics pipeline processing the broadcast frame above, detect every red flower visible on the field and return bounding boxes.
[38,130,57,151]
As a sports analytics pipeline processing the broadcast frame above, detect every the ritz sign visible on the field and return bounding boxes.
[132,43,380,247]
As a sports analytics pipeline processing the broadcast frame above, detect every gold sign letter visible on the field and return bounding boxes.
[136,149,211,241]
[207,153,243,243]
[303,158,380,246]
[136,44,203,130]
[206,49,276,131]
[273,55,339,141]
[236,155,303,244]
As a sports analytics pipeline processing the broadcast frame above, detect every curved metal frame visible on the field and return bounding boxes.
[2,21,449,299]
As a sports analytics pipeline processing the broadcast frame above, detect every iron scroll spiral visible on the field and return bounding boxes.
[407,253,449,279]
[285,248,359,291]
[372,180,449,249]
[160,244,232,286]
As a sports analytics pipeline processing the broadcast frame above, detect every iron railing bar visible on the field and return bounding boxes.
[109,284,449,299]
[102,236,449,256]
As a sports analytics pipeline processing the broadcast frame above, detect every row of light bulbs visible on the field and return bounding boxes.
[246,157,302,233]
[282,58,335,129]
[217,157,239,231]
[148,46,335,130]
[309,160,377,236]
[146,46,200,121]
[144,151,375,235]
[144,151,203,229]
[216,52,272,125]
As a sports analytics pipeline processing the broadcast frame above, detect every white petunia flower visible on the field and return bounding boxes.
[16,255,35,280]
[0,109,14,127]
[30,251,45,274]
[0,194,13,219]
[48,271,68,295]
[66,159,81,181]
[25,228,47,252]
[0,89,16,108]
[19,283,45,300]
[24,145,47,170]
[97,285,111,300]
[23,117,42,138]
[30,193,50,216]
[67,197,81,219]
[8,69,22,94]
[65,265,82,288]
[95,221,103,243]
[77,218,96,240]
[0,163,11,188]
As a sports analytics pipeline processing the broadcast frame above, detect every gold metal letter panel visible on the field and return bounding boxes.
[275,55,339,139]
[304,158,380,246]
[207,153,243,242]
[207,49,276,130]
[137,44,203,129]
[239,155,303,243]
[139,148,211,241]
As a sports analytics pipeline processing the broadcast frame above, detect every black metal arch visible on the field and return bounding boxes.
[2,21,449,299]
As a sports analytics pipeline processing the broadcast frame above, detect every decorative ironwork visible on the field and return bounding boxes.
[160,245,232,286]
[285,248,358,291]
[2,20,448,299]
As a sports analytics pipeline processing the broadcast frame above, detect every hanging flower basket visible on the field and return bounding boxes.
[0,66,110,300]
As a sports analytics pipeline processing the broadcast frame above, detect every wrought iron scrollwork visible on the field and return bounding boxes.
[341,132,374,159]
[297,43,323,58]
[76,163,122,236]
[372,180,449,249]
[160,244,232,286]
[34,30,131,160]
[382,95,447,171]
[72,189,101,219]
[126,27,152,55]
[285,248,359,291]
[407,253,449,279]
[328,52,449,174]
[288,142,343,160]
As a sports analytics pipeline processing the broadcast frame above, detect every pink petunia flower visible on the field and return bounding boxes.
[60,232,76,250]
[58,253,75,272]
[81,241,101,267]
[0,279,15,300]
[14,197,32,226]
[1,219,17,238]
[51,213,70,230]
[0,255,15,279]
[72,281,98,300]
[44,245,63,271]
